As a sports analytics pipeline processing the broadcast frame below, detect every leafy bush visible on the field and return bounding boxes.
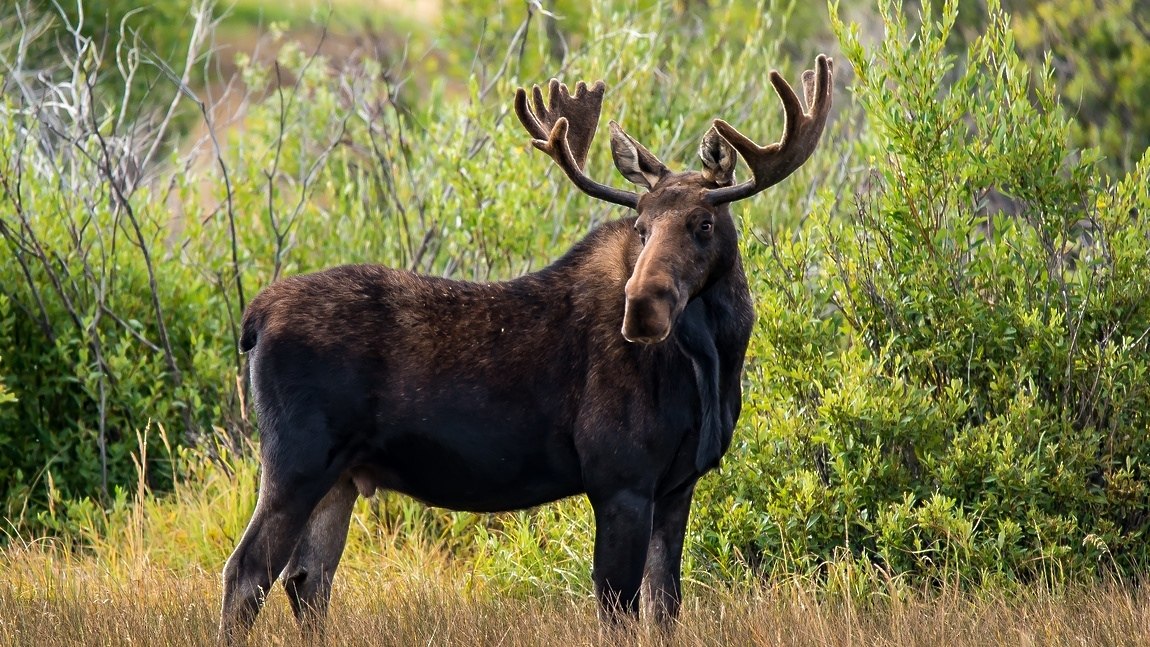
[690,0,1150,589]
[0,3,232,526]
[61,0,198,56]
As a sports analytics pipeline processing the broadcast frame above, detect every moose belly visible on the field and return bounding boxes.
[350,418,584,512]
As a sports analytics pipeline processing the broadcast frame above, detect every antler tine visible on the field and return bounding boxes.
[516,84,549,141]
[514,79,639,209]
[706,55,834,205]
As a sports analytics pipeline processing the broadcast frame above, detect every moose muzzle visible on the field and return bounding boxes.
[622,274,678,344]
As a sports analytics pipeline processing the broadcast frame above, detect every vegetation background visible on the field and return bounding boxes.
[0,0,1148,643]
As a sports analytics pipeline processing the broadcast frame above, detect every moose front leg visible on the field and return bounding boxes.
[589,489,654,622]
[643,481,696,626]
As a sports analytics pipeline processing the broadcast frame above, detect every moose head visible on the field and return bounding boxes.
[515,54,833,344]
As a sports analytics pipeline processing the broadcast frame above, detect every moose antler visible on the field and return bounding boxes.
[515,79,640,209]
[705,55,834,205]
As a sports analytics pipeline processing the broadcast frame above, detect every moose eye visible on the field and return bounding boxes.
[699,221,713,233]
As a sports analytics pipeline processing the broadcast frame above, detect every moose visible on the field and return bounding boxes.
[219,55,833,641]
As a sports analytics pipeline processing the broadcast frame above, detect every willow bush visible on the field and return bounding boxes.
[692,0,1149,590]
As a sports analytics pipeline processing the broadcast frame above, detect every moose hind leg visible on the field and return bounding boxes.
[218,471,334,644]
[282,477,359,639]
[589,489,654,623]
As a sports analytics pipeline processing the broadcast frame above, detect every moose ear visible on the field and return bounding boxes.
[609,121,668,190]
[698,126,737,186]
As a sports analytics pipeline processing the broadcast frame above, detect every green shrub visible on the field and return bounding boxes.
[61,0,197,56]
[689,0,1150,589]
[0,98,235,526]
[0,4,233,526]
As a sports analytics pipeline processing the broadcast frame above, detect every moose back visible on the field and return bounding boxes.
[219,55,833,642]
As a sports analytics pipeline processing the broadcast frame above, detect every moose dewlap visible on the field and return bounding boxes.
[219,55,834,642]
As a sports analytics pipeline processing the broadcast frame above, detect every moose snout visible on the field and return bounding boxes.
[622,277,678,344]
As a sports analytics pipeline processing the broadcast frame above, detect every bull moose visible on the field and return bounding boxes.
[219,55,833,641]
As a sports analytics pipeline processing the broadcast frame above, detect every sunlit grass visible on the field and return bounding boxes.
[2,540,1148,646]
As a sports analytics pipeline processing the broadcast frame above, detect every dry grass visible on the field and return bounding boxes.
[2,543,1148,646]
